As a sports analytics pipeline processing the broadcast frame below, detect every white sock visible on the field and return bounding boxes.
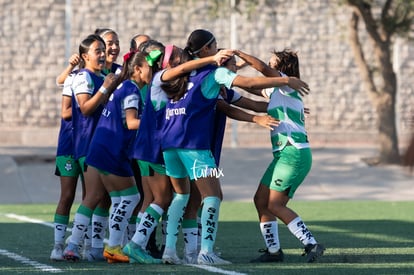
[108,192,139,247]
[287,216,316,245]
[182,225,198,255]
[109,195,121,221]
[91,213,108,249]
[132,203,163,248]
[70,212,90,246]
[137,212,143,223]
[54,224,67,245]
[260,221,280,253]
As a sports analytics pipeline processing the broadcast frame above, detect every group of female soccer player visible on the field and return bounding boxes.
[49,27,325,266]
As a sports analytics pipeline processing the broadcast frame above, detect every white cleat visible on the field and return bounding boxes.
[50,244,64,261]
[162,248,183,265]
[197,252,231,265]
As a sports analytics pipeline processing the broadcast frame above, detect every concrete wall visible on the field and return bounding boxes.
[1,0,413,147]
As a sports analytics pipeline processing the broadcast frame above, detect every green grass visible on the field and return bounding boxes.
[0,201,413,274]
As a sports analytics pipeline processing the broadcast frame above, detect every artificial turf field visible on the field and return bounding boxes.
[1,201,413,274]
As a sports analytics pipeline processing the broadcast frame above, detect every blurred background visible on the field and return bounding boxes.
[0,0,413,162]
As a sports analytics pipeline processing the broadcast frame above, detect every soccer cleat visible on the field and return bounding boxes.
[87,247,105,262]
[197,252,231,265]
[104,245,129,263]
[63,243,81,262]
[302,243,325,263]
[162,248,183,265]
[250,248,284,263]
[65,235,86,260]
[146,230,162,259]
[122,242,162,264]
[50,244,64,261]
[146,242,163,259]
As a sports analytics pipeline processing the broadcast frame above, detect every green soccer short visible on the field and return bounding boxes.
[137,160,166,176]
[55,155,82,177]
[260,146,312,198]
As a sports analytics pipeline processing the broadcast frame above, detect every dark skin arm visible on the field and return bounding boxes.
[233,96,268,113]
[234,50,278,77]
[233,50,309,97]
[217,99,279,130]
[231,74,308,97]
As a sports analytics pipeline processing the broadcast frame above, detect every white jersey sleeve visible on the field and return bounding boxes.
[62,73,75,97]
[150,70,169,111]
[123,94,139,110]
[72,71,94,96]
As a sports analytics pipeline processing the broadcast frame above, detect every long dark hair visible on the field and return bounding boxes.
[161,47,192,101]
[271,49,300,78]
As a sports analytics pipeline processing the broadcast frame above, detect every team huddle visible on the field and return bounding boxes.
[50,28,325,266]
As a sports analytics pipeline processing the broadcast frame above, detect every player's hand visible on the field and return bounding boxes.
[287,77,310,96]
[214,49,234,66]
[253,115,280,130]
[68,54,81,67]
[103,73,117,89]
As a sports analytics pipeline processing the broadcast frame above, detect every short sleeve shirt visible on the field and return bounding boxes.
[201,67,237,99]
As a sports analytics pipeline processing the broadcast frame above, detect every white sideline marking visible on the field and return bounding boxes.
[188,264,247,275]
[5,213,55,229]
[5,213,246,275]
[0,249,62,273]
